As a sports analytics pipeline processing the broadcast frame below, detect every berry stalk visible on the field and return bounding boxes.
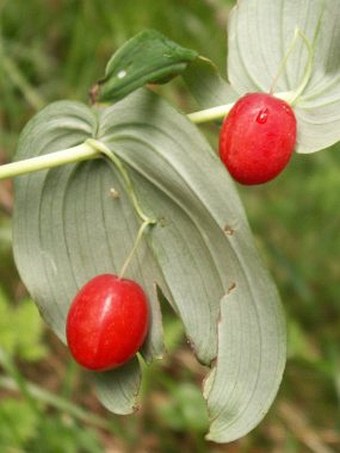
[118,219,153,279]
[187,90,294,124]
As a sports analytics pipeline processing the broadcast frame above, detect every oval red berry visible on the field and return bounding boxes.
[66,274,149,371]
[219,93,297,185]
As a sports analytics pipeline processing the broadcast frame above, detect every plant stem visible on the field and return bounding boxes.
[270,27,301,95]
[0,141,99,180]
[289,30,314,105]
[0,136,155,229]
[187,90,295,123]
[269,27,314,105]
[87,139,155,224]
[0,88,295,182]
[119,219,153,279]
[85,139,156,277]
[187,103,235,124]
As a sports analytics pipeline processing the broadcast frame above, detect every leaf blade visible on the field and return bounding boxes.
[13,89,286,440]
[98,90,286,440]
[12,100,164,414]
[205,279,286,442]
[182,56,238,110]
[94,29,198,103]
[93,357,142,415]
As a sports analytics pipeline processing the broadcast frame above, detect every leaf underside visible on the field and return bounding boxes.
[13,89,286,442]
[227,0,340,153]
[182,56,239,110]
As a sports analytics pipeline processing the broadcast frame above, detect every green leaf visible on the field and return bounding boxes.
[93,357,141,415]
[157,382,209,432]
[227,0,340,153]
[13,89,286,441]
[12,299,48,361]
[94,29,198,103]
[12,100,159,414]
[27,415,102,452]
[287,319,319,362]
[0,399,38,448]
[0,289,47,362]
[204,286,285,443]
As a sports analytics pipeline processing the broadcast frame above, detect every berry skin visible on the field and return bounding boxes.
[66,274,149,371]
[219,93,297,185]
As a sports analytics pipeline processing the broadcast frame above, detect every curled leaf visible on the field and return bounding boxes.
[93,29,198,103]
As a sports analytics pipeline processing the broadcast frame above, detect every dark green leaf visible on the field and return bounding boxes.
[94,29,198,103]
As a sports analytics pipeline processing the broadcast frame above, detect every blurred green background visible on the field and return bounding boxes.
[0,0,339,451]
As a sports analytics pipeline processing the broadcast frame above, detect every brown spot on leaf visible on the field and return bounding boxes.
[223,224,235,236]
[227,282,236,295]
[109,187,120,199]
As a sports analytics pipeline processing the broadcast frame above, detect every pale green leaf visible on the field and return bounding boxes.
[93,357,141,415]
[97,89,287,439]
[227,0,340,153]
[98,90,245,365]
[13,89,286,440]
[205,286,286,442]
[183,56,238,109]
[12,100,163,413]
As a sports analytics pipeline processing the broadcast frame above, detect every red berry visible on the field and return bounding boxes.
[219,93,297,185]
[66,274,149,371]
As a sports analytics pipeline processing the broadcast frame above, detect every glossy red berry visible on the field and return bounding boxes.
[219,92,297,185]
[66,274,149,371]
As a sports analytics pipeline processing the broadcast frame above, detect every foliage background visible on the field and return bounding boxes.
[0,0,339,451]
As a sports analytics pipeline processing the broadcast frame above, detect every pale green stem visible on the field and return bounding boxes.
[187,90,295,124]
[0,88,295,183]
[87,138,154,224]
[289,30,314,105]
[119,219,154,279]
[0,141,99,180]
[79,140,155,277]
[270,27,301,95]
[86,140,156,279]
[0,136,154,227]
[270,27,314,105]
[187,102,235,124]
